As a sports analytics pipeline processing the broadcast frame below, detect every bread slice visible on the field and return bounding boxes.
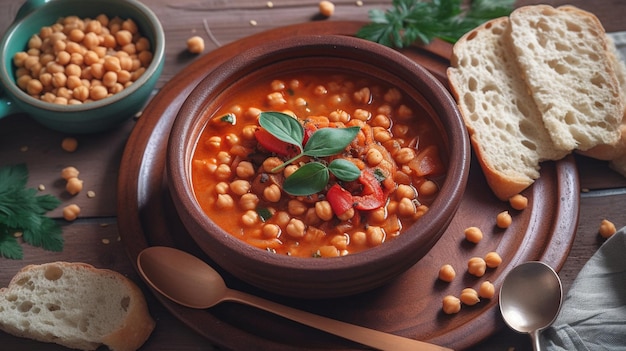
[508,5,624,152]
[578,35,626,176]
[0,262,155,351]
[447,17,568,200]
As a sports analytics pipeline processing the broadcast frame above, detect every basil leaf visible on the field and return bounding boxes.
[303,126,360,157]
[259,112,304,151]
[282,162,329,196]
[328,159,361,182]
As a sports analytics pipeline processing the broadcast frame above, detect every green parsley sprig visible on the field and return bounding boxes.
[356,0,514,48]
[0,164,63,259]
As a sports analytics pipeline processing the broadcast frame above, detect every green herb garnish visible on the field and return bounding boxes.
[0,164,63,259]
[220,113,237,125]
[356,0,514,48]
[258,112,361,196]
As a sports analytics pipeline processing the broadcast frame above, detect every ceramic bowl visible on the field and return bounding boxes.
[0,0,165,134]
[167,35,470,299]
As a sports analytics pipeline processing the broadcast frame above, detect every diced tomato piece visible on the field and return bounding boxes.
[409,145,446,177]
[353,170,385,211]
[254,128,297,156]
[326,184,354,215]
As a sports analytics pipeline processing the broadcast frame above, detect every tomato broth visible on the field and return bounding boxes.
[191,70,447,258]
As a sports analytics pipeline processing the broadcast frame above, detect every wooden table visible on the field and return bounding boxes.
[1,1,625,350]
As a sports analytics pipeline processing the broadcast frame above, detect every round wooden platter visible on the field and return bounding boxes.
[117,21,579,350]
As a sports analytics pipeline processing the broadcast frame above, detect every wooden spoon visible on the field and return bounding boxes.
[137,246,453,351]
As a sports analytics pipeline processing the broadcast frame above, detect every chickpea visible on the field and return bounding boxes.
[263,184,282,202]
[90,85,108,100]
[599,219,617,239]
[216,151,232,165]
[396,184,416,200]
[239,193,259,211]
[214,164,232,180]
[337,207,355,221]
[496,210,512,229]
[418,180,439,197]
[61,166,79,180]
[241,210,259,227]
[484,252,502,268]
[242,125,258,140]
[366,148,383,166]
[273,211,290,227]
[397,104,413,119]
[230,180,251,196]
[442,295,461,314]
[288,199,308,216]
[26,79,43,95]
[353,87,371,104]
[394,147,416,164]
[351,231,367,246]
[467,257,487,277]
[214,182,229,194]
[318,245,340,257]
[353,108,370,121]
[330,234,349,250]
[262,223,281,238]
[262,157,283,173]
[464,226,483,244]
[314,200,334,221]
[478,281,495,299]
[65,177,83,195]
[216,194,234,209]
[371,114,391,128]
[283,164,298,178]
[62,204,81,221]
[397,197,416,217]
[369,207,387,223]
[329,110,349,123]
[438,264,456,282]
[460,288,480,306]
[509,194,528,210]
[286,218,306,238]
[319,1,335,17]
[366,226,385,246]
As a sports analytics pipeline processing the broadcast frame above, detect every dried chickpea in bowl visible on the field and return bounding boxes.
[0,0,165,134]
[13,14,153,105]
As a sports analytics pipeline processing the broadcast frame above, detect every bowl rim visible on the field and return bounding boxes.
[0,0,165,112]
[167,34,470,284]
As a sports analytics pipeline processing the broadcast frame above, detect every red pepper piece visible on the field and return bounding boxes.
[254,128,298,156]
[353,170,385,211]
[326,184,354,216]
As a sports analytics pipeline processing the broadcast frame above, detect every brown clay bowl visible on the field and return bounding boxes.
[167,35,470,299]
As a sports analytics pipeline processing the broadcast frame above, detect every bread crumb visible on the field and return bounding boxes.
[61,137,78,152]
[102,238,110,244]
[599,219,617,238]
[249,19,258,26]
[87,190,96,198]
[356,0,363,6]
[266,1,273,8]
[13,231,23,238]
[38,184,46,191]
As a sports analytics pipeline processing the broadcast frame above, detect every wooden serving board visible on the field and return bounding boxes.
[117,21,579,350]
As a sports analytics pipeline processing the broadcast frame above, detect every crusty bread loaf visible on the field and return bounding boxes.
[0,262,155,351]
[508,5,623,152]
[447,17,568,200]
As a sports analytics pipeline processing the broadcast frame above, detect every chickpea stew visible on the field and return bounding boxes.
[191,70,448,258]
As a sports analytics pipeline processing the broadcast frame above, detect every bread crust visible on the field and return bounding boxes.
[0,262,155,351]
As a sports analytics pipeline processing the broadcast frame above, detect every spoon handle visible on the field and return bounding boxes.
[225,289,453,351]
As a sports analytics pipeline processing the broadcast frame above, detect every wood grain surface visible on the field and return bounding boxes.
[1,1,625,350]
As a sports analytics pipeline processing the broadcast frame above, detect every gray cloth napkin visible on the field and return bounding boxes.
[542,226,626,350]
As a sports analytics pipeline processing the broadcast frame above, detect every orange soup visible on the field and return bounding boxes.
[191,70,447,258]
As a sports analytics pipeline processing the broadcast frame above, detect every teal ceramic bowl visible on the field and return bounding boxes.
[0,0,165,134]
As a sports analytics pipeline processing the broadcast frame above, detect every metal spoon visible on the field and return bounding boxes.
[137,246,453,351]
[499,261,563,351]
